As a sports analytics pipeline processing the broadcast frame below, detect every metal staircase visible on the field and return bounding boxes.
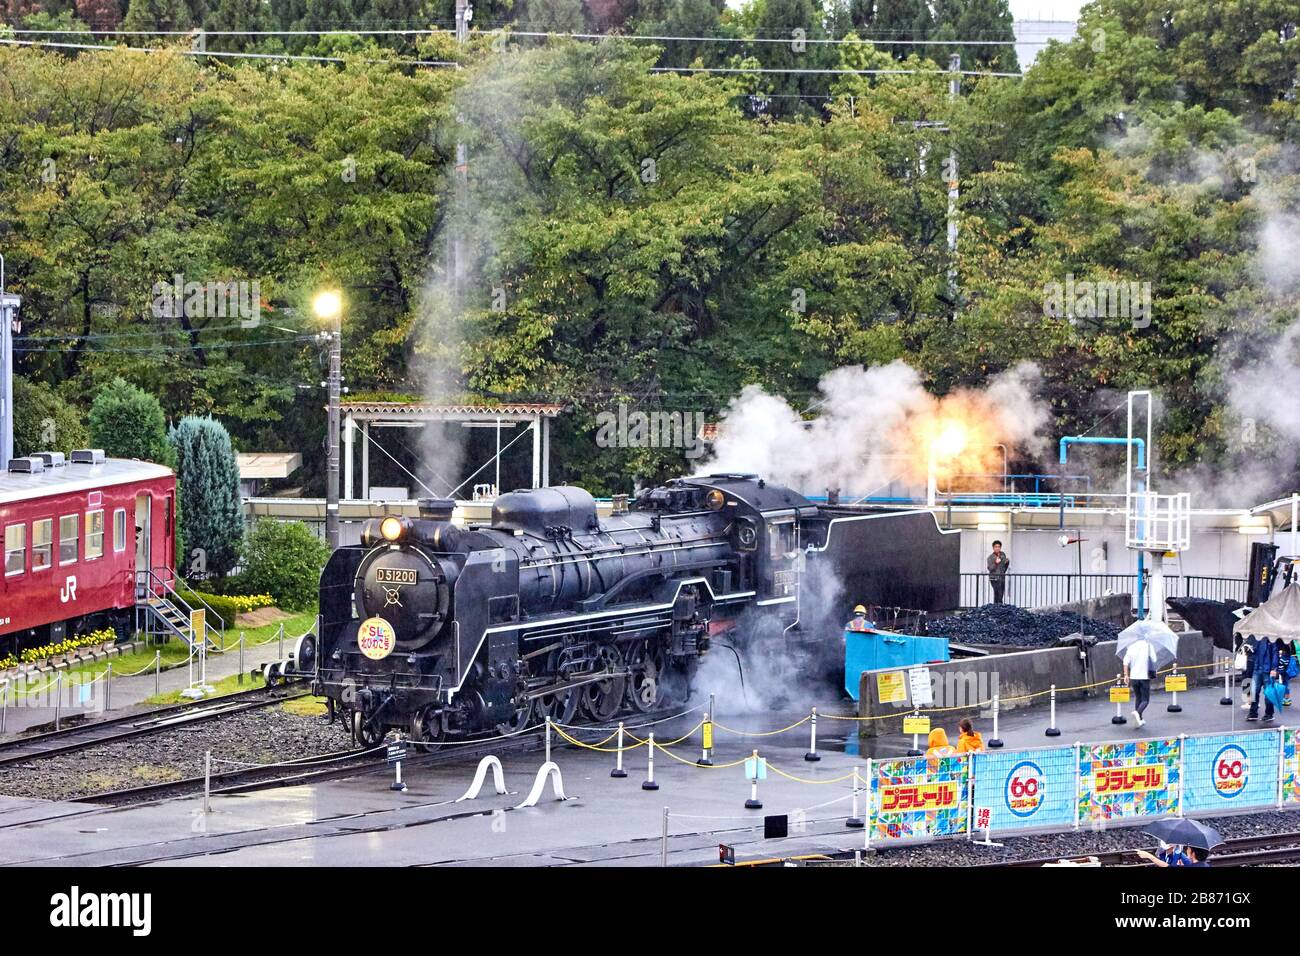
[134,569,223,650]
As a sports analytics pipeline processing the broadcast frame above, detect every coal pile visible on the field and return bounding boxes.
[928,602,1122,648]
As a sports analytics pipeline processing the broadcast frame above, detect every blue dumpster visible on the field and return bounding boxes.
[844,629,950,700]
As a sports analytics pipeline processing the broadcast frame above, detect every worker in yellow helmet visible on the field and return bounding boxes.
[847,604,873,632]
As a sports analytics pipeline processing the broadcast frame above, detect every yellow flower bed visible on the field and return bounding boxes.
[16,626,118,666]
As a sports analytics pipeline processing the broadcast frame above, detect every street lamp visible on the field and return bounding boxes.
[313,290,343,550]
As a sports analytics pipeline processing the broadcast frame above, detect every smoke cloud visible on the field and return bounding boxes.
[703,360,1050,498]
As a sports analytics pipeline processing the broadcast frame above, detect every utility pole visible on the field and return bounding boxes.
[326,310,341,549]
[946,54,960,308]
[452,0,471,305]
[0,255,20,472]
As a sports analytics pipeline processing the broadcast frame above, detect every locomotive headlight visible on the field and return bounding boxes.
[706,489,725,511]
[380,516,404,542]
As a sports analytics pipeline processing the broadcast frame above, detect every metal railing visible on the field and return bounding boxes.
[134,568,222,648]
[959,573,1248,610]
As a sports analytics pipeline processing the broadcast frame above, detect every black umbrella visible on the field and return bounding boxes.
[1143,818,1224,850]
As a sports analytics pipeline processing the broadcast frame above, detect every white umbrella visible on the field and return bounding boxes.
[1115,618,1179,670]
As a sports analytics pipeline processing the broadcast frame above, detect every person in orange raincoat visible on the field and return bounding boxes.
[955,718,985,753]
[925,727,958,757]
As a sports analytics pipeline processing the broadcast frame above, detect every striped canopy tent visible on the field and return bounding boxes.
[1233,584,1300,642]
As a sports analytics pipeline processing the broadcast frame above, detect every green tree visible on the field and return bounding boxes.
[87,377,175,465]
[11,376,89,457]
[238,518,329,610]
[169,415,243,579]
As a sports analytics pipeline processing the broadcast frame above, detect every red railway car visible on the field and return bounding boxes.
[1,450,176,656]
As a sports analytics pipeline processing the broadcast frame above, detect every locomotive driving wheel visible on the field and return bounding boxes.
[581,644,626,723]
[627,646,667,713]
[534,685,580,725]
[496,696,535,737]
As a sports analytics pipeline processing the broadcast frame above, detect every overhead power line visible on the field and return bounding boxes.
[0,37,458,66]
[1,25,1053,46]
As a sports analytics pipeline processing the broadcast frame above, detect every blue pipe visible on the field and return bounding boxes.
[1059,435,1149,617]
[1058,435,1145,469]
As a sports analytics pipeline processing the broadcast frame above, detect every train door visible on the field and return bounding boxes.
[135,493,152,594]
[162,494,174,575]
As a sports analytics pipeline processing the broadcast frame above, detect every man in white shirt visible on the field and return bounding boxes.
[1122,637,1156,728]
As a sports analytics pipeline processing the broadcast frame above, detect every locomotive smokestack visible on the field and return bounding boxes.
[418,498,456,521]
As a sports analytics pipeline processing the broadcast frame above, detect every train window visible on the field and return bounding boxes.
[114,509,127,552]
[32,519,52,571]
[59,514,79,565]
[86,510,104,560]
[769,520,796,559]
[4,524,24,576]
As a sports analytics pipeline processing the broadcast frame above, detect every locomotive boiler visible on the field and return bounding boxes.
[310,474,960,745]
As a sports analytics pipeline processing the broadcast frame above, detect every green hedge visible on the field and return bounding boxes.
[180,587,273,627]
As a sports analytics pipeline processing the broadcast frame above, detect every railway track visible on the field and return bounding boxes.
[0,685,309,768]
[967,830,1300,867]
[64,705,694,807]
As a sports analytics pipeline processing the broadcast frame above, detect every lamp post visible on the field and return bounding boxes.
[0,254,20,472]
[313,290,343,550]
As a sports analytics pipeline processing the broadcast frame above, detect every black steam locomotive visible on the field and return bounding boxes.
[308,474,959,745]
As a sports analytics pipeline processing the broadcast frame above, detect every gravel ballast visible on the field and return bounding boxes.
[862,808,1297,866]
[0,706,348,802]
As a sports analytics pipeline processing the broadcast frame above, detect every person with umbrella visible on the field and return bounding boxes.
[1117,619,1178,729]
[1134,819,1221,867]
[1247,635,1285,723]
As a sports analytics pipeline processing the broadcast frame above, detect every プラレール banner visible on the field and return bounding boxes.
[1077,738,1180,825]
[869,754,969,841]
[971,747,1076,834]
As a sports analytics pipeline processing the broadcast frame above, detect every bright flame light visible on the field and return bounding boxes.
[931,419,969,460]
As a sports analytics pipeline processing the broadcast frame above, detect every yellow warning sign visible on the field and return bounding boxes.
[877,671,908,704]
[903,715,931,735]
[1165,674,1187,692]
[702,721,714,750]
[1110,686,1131,703]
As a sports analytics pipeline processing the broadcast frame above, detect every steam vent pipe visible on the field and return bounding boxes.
[1058,435,1149,616]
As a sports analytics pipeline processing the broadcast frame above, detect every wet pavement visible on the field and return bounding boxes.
[2,680,1291,867]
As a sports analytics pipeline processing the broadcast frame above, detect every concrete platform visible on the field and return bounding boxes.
[0,683,1290,867]
[2,680,1287,866]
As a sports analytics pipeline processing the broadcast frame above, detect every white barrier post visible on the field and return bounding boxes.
[105,662,113,711]
[661,806,669,867]
[988,694,1004,748]
[203,750,212,814]
[154,650,161,698]
[54,671,62,731]
[278,622,285,659]
[611,721,628,778]
[907,710,923,756]
[1220,658,1233,706]
[846,766,864,828]
[745,749,763,810]
[863,757,873,850]
[238,632,245,685]
[0,680,7,736]
[1112,673,1128,725]
[1045,684,1061,737]
[805,707,820,762]
[642,732,659,791]
[1167,663,1183,714]
[545,716,552,764]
